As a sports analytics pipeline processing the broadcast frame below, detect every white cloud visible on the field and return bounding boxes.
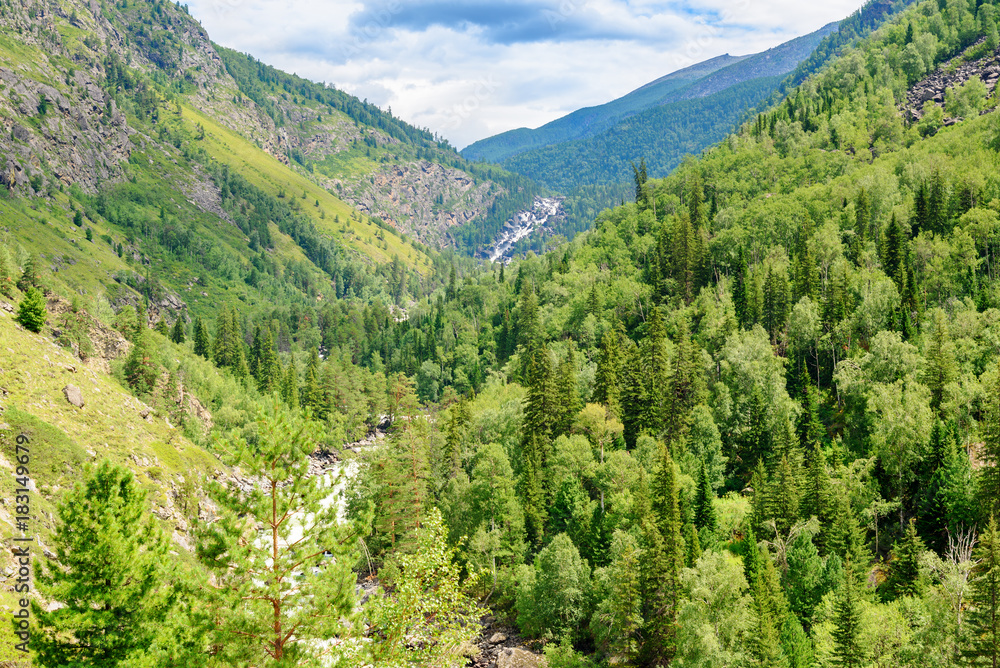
[186,0,865,148]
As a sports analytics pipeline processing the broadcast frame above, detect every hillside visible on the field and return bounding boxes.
[5,0,1000,664]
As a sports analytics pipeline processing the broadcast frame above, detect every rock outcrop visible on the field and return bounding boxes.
[904,40,1000,121]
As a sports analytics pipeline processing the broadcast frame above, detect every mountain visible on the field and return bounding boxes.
[461,53,747,164]
[5,0,1000,662]
[462,23,838,169]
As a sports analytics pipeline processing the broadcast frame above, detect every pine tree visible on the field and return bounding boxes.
[15,286,46,332]
[966,515,1000,668]
[34,461,173,667]
[170,316,186,344]
[192,316,210,359]
[832,558,866,668]
[197,398,357,664]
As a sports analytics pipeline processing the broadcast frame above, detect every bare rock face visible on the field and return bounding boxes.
[496,648,547,668]
[338,160,504,247]
[62,384,84,408]
[904,39,1000,121]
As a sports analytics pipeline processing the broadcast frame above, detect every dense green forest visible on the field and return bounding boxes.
[6,0,1000,664]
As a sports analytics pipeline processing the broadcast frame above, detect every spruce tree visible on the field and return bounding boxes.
[620,340,647,450]
[281,355,299,409]
[886,518,925,599]
[644,307,671,434]
[15,286,46,332]
[554,345,581,438]
[966,515,1000,668]
[34,461,173,667]
[170,316,186,344]
[667,315,700,447]
[734,247,750,329]
[301,348,324,417]
[642,445,685,666]
[773,454,802,536]
[694,459,718,534]
[832,558,866,668]
[982,360,1000,521]
[192,316,210,359]
[802,441,832,551]
[15,252,43,292]
[924,308,957,416]
[594,329,622,417]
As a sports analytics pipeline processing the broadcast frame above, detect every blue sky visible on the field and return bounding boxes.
[186,0,866,148]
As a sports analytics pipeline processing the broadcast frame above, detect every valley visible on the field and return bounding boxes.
[2,0,1000,666]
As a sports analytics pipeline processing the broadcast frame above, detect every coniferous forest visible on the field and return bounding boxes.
[5,0,1000,665]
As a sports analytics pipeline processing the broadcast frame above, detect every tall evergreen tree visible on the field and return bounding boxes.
[966,515,1000,668]
[281,355,299,409]
[15,286,47,333]
[924,308,957,416]
[644,307,671,435]
[170,316,186,344]
[886,518,926,599]
[34,462,175,667]
[196,398,357,665]
[594,329,622,417]
[734,247,751,329]
[982,360,1000,521]
[192,316,210,359]
[832,558,866,668]
[641,444,685,666]
[620,340,647,450]
[554,345,581,438]
[694,459,718,534]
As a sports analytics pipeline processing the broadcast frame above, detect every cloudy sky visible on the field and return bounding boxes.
[185,0,865,149]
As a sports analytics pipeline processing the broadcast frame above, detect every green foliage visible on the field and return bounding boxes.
[123,327,159,396]
[516,533,592,641]
[33,461,177,667]
[15,286,46,332]
[196,398,357,666]
[366,508,481,667]
[965,515,1000,667]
